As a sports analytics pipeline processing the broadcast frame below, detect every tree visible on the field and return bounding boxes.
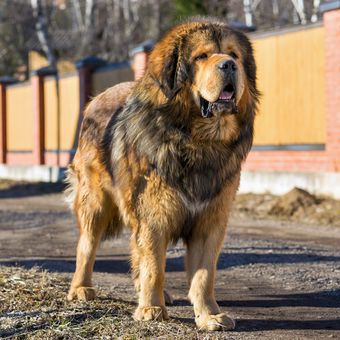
[0,0,326,79]
[241,0,325,29]
[31,0,57,68]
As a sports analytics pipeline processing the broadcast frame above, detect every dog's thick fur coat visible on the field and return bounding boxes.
[66,17,259,331]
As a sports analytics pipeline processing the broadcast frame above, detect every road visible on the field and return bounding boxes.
[0,183,340,339]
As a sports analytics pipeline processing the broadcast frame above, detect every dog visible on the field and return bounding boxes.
[65,17,259,331]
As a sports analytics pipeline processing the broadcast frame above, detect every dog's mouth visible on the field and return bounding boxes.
[217,83,235,102]
[200,83,237,118]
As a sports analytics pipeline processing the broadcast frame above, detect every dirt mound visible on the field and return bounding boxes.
[269,187,319,217]
[233,187,340,226]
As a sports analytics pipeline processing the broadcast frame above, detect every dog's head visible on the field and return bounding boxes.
[147,18,258,118]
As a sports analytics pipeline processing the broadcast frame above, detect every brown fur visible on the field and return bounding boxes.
[66,17,259,331]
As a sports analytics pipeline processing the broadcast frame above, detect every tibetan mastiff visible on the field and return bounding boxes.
[66,17,259,331]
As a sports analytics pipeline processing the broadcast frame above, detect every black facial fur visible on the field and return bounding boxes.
[200,97,213,118]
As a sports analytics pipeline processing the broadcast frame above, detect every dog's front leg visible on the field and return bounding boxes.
[132,224,169,321]
[185,177,239,331]
[186,226,235,331]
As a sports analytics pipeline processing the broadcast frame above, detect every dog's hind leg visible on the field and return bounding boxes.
[67,164,117,301]
[67,224,102,301]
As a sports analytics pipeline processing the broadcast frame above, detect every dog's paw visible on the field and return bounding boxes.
[196,312,235,331]
[134,306,169,321]
[67,286,96,301]
[164,289,173,305]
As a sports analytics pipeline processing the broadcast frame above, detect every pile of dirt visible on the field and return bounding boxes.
[268,188,320,217]
[233,187,340,227]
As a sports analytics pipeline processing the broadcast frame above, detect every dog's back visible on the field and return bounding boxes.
[65,81,135,211]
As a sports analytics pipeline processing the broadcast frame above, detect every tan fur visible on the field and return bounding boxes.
[66,18,258,331]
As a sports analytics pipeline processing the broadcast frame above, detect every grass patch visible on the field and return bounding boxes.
[0,266,209,339]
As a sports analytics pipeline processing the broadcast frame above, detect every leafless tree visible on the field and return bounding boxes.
[241,0,324,29]
[0,0,326,78]
[31,0,57,68]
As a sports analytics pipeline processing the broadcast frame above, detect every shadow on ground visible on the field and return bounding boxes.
[0,182,65,199]
[170,316,340,332]
[2,251,340,304]
[220,289,340,308]
[1,251,340,274]
[236,318,340,331]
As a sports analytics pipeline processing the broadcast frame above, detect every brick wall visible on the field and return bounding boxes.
[244,150,330,172]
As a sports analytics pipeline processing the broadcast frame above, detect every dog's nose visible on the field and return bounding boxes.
[218,60,237,72]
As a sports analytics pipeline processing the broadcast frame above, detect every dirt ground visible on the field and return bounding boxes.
[0,180,340,339]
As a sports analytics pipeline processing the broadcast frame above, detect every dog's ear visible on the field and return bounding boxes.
[148,39,189,99]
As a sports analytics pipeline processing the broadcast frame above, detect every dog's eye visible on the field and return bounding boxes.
[194,53,208,61]
[229,51,238,59]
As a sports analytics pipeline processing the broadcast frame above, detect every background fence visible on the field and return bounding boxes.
[253,25,325,146]
[0,16,339,175]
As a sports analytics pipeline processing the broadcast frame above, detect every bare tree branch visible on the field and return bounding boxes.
[31,0,57,68]
[71,0,84,31]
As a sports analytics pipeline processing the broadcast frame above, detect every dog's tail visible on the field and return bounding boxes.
[64,165,78,211]
[64,163,123,239]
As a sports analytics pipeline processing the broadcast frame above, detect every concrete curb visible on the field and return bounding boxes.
[0,165,66,182]
[1,166,339,199]
[240,171,340,199]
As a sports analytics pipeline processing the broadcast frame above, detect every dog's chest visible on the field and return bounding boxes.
[176,189,210,215]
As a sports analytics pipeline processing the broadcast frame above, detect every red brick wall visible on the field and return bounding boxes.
[244,150,329,172]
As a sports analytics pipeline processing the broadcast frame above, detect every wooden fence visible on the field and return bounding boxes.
[252,25,325,146]
[0,24,329,167]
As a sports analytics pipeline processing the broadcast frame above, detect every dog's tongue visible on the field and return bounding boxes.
[219,90,234,100]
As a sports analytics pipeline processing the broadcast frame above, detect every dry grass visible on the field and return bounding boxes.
[0,266,221,339]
